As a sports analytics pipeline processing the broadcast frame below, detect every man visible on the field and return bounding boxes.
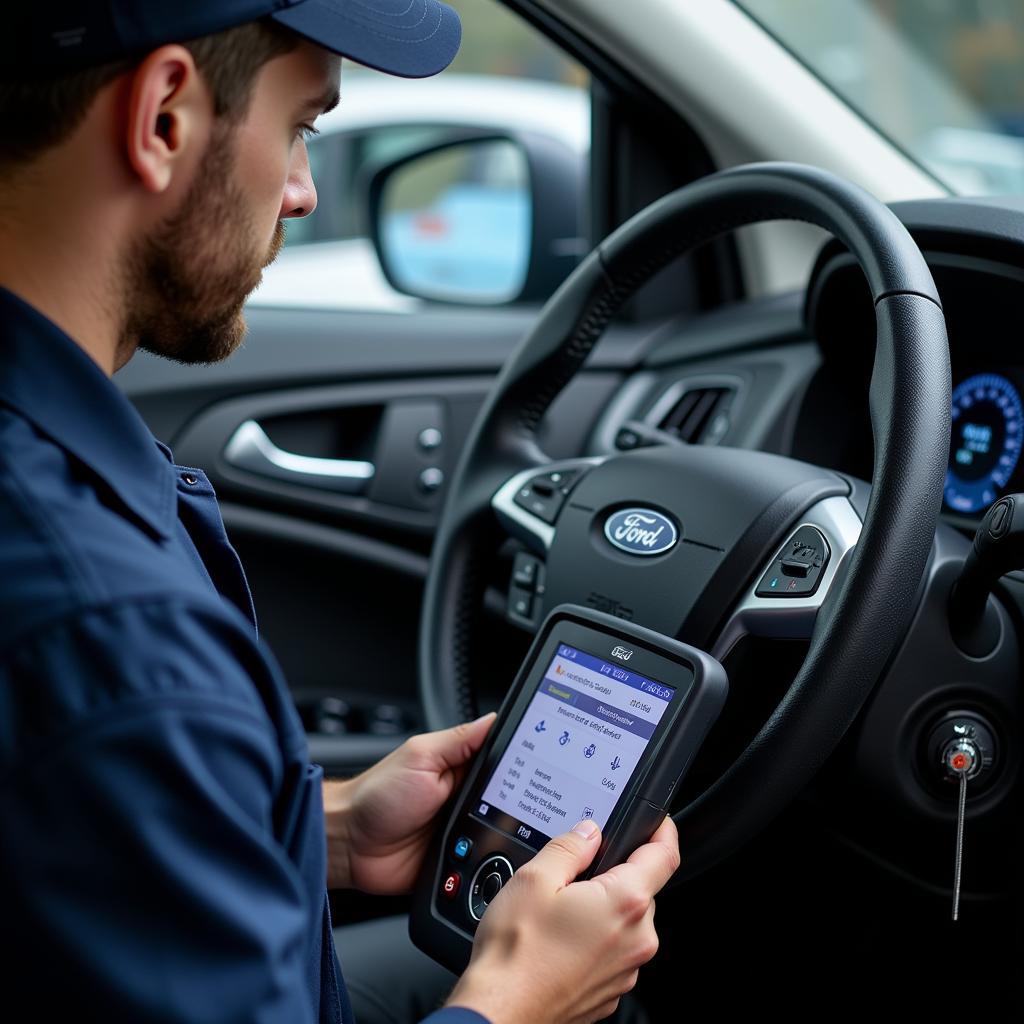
[0,3,679,1021]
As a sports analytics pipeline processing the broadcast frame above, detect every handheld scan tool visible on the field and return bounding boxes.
[410,604,728,971]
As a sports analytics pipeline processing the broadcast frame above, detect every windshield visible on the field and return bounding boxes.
[735,0,1024,196]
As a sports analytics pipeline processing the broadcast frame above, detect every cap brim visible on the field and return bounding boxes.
[271,0,461,79]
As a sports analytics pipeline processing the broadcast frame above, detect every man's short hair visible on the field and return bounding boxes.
[0,20,296,173]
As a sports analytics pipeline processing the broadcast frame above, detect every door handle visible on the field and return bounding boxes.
[224,420,375,494]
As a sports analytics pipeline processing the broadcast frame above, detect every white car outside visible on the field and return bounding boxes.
[250,73,589,312]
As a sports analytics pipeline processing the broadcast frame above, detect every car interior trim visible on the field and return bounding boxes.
[220,503,430,581]
[491,457,608,553]
[224,420,376,493]
[710,495,864,662]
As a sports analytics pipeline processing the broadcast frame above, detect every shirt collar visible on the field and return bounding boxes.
[0,286,176,540]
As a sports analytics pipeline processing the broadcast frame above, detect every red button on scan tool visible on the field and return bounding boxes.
[441,871,461,900]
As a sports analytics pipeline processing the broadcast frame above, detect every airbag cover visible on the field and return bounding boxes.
[542,445,848,638]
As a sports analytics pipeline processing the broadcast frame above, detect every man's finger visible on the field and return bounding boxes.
[606,816,680,895]
[415,712,496,772]
[527,820,602,889]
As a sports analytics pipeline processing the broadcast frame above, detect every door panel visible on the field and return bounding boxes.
[118,306,638,773]
[173,377,496,536]
[228,507,426,775]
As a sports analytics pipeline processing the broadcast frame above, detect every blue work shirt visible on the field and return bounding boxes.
[0,287,484,1024]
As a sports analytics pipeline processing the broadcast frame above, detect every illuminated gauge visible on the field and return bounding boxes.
[945,372,1024,514]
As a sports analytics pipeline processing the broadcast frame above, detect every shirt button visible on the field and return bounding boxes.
[181,473,199,486]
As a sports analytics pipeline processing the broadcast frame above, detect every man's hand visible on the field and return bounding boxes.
[323,713,495,893]
[446,816,680,1024]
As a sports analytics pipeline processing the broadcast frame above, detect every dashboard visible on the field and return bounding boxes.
[576,195,1024,914]
[120,189,1023,956]
[591,196,1024,538]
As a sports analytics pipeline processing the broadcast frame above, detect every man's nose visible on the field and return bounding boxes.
[280,142,317,220]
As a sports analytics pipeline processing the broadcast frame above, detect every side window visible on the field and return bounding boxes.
[252,0,590,311]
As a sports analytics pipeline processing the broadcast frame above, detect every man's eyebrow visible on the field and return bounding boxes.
[303,87,340,116]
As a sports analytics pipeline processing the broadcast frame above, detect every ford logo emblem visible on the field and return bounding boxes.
[603,508,679,557]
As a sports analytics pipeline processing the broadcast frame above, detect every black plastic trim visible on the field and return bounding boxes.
[221,503,429,580]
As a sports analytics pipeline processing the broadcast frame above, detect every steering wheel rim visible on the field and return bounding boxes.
[418,162,951,879]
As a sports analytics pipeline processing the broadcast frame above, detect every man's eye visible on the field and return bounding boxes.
[296,123,320,143]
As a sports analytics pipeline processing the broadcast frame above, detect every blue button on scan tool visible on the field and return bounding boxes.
[453,837,472,860]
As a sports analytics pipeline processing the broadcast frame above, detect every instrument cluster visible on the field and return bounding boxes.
[945,371,1024,515]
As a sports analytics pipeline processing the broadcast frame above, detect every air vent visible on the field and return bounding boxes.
[655,384,735,445]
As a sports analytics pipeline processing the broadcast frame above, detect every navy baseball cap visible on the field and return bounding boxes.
[5,0,462,78]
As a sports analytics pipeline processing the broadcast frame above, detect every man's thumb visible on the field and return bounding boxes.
[427,711,497,770]
[529,820,602,887]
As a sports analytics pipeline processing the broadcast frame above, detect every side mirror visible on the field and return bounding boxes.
[368,133,585,305]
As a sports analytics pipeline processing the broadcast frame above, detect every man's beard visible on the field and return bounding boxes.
[123,123,285,365]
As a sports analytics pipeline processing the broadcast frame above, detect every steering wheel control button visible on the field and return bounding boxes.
[780,558,811,578]
[452,836,473,860]
[469,855,514,921]
[514,486,561,523]
[512,552,540,590]
[512,469,580,525]
[508,586,534,621]
[441,871,462,900]
[509,553,546,625]
[755,525,831,597]
[544,469,578,494]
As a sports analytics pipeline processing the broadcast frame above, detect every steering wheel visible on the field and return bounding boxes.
[418,162,951,879]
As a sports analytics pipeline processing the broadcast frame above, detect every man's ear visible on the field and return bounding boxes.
[124,45,211,194]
